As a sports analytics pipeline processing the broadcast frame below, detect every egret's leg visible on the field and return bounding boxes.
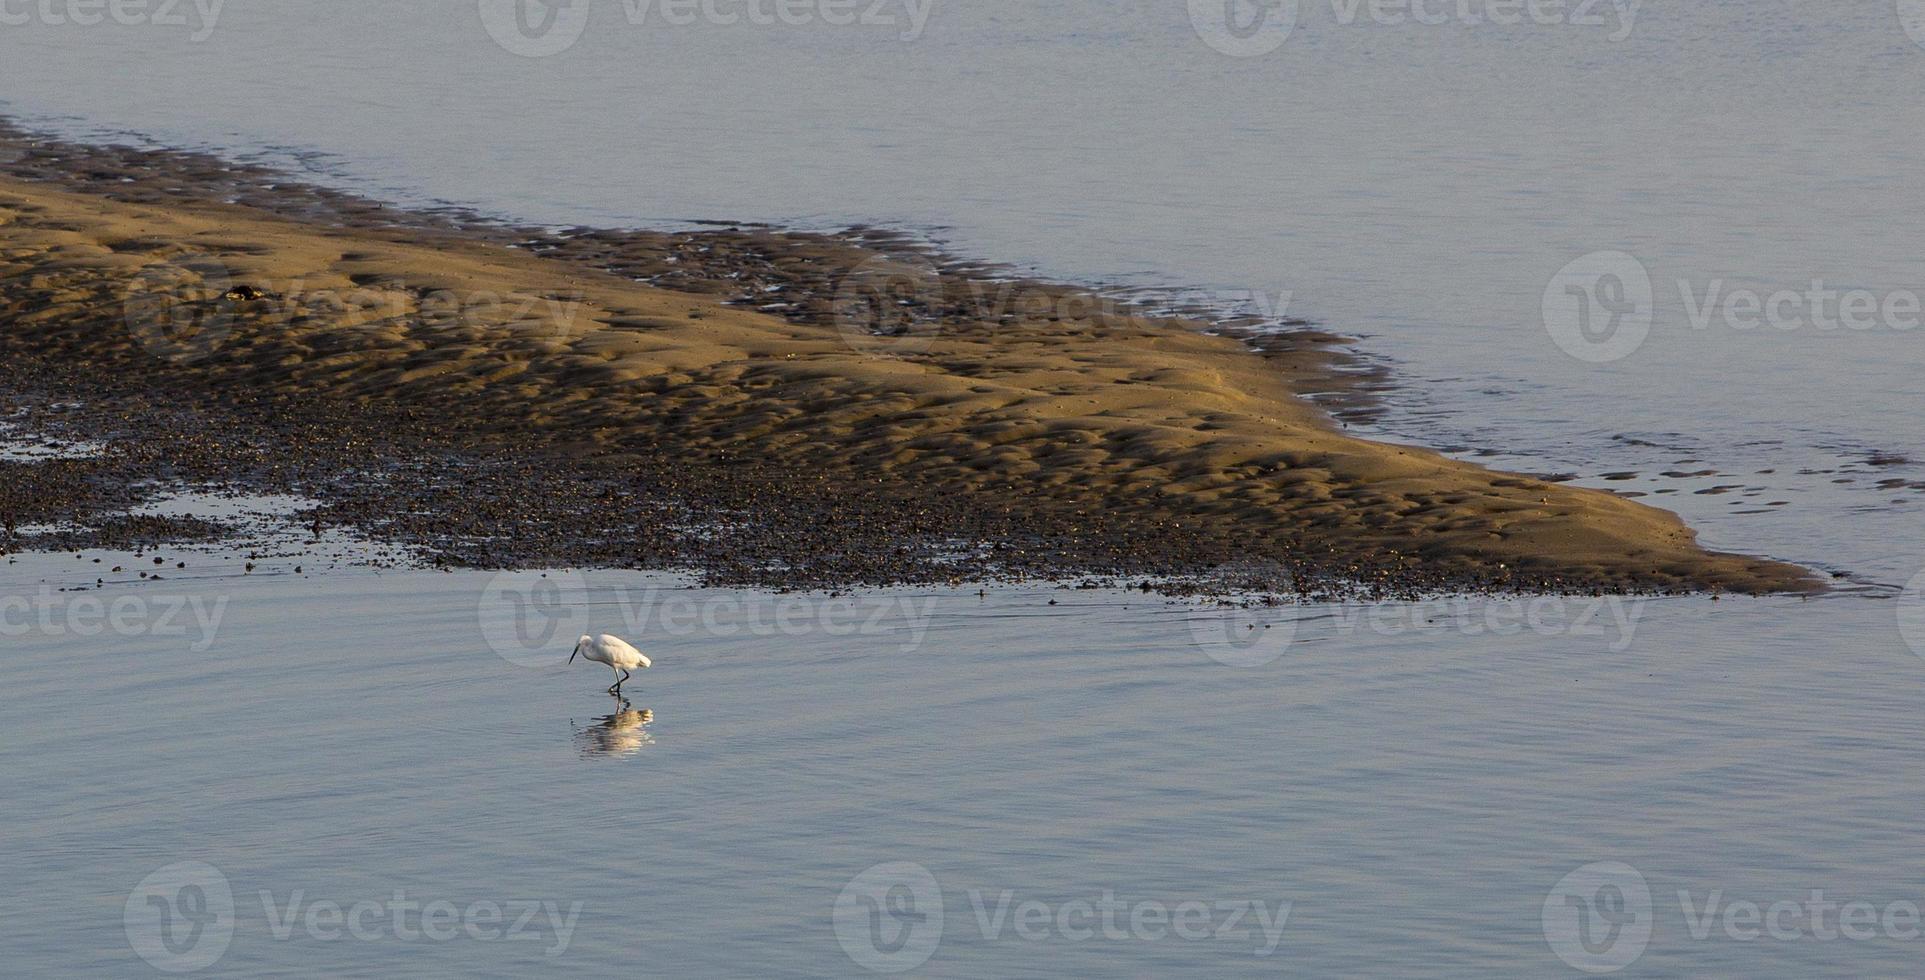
[608,664,622,693]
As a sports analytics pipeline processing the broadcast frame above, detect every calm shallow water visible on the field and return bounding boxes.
[4,1,1925,975]
[3,554,1922,976]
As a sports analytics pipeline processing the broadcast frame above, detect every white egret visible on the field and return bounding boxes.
[569,634,652,694]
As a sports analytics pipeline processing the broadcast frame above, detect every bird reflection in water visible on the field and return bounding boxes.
[574,696,655,758]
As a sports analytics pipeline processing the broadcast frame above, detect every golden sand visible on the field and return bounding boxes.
[0,175,1817,593]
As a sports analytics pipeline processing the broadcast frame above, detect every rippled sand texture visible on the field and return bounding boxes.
[0,176,1813,593]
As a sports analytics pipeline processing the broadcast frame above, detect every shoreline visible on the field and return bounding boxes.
[0,122,1820,596]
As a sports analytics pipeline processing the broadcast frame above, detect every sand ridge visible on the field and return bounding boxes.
[0,172,1817,594]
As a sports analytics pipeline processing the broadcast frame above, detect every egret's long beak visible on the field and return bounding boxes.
[568,641,582,664]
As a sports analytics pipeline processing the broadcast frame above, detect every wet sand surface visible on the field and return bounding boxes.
[0,124,1815,595]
